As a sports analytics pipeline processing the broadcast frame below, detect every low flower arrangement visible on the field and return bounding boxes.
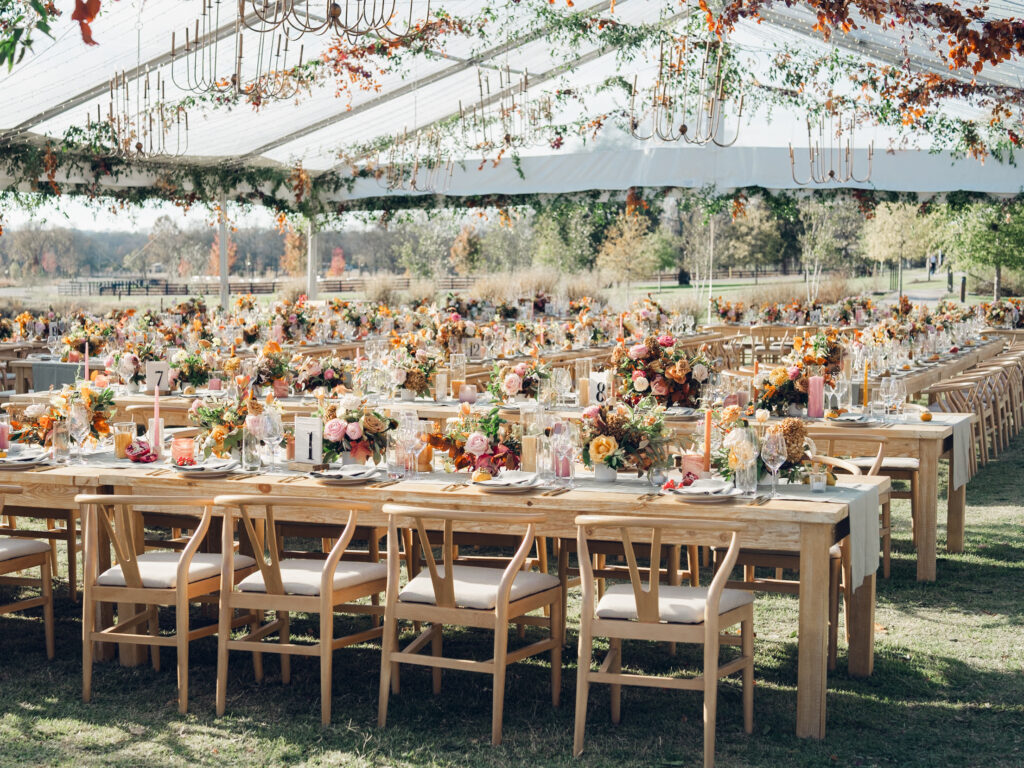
[14,385,117,445]
[580,397,669,475]
[111,342,159,386]
[486,358,550,402]
[611,335,712,407]
[171,350,211,389]
[61,323,110,361]
[252,341,292,390]
[320,403,397,464]
[428,405,521,473]
[710,296,744,323]
[390,349,440,397]
[431,311,478,354]
[294,355,348,393]
[270,296,313,342]
[189,394,249,458]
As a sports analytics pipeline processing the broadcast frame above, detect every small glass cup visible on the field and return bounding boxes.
[434,370,448,402]
[0,413,10,451]
[50,421,70,464]
[810,466,828,493]
[171,436,196,466]
[241,429,261,471]
[113,421,135,459]
[458,384,478,404]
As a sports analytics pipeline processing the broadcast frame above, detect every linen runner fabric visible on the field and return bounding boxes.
[771,482,880,589]
[927,412,974,490]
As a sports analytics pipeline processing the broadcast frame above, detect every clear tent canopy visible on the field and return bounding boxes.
[1,0,1023,210]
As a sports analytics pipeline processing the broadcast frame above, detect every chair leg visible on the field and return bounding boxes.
[431,624,443,695]
[687,545,700,587]
[377,617,395,727]
[149,606,161,671]
[46,519,59,576]
[490,624,509,746]
[176,601,190,714]
[550,596,562,707]
[67,521,78,603]
[703,635,720,768]
[215,604,232,717]
[609,636,622,725]
[42,558,55,660]
[319,609,333,726]
[573,622,593,757]
[741,617,753,735]
[279,611,291,684]
[251,610,264,682]
[82,588,94,702]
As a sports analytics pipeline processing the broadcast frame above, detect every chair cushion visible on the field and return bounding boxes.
[97,552,256,589]
[595,584,754,624]
[399,565,560,610]
[851,456,919,471]
[0,537,51,562]
[236,558,386,596]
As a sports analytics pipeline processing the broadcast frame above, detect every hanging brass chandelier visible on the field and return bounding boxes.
[376,126,453,194]
[789,105,874,185]
[460,66,550,154]
[238,0,429,44]
[628,35,745,147]
[92,68,189,159]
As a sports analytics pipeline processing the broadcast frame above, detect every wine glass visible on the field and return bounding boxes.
[551,367,572,406]
[891,379,908,421]
[68,404,90,464]
[47,333,61,359]
[760,429,787,499]
[263,411,284,472]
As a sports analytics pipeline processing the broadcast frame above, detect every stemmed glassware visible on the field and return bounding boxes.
[262,410,284,471]
[551,367,572,406]
[760,429,788,499]
[47,332,61,358]
[68,403,90,464]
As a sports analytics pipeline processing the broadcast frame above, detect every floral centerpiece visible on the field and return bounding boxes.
[189,394,249,458]
[753,331,842,416]
[61,323,109,361]
[12,400,64,446]
[390,349,440,398]
[270,296,313,343]
[110,342,159,388]
[580,397,669,478]
[710,296,744,323]
[171,349,211,391]
[428,405,521,473]
[14,384,116,446]
[611,335,712,407]
[835,296,874,325]
[431,311,478,355]
[252,341,292,394]
[486,358,550,402]
[294,355,349,393]
[320,402,397,464]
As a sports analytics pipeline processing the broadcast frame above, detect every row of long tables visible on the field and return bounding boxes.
[0,459,887,740]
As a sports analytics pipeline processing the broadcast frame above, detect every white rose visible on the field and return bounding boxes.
[25,404,46,420]
[634,376,649,392]
[691,363,709,383]
[465,321,476,335]
[391,368,408,385]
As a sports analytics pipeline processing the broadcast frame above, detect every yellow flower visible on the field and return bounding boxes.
[769,367,788,387]
[589,435,619,464]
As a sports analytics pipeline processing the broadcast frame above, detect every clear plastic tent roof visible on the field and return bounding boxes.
[1,0,1023,200]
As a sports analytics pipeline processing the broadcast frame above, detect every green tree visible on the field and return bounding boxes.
[861,203,943,270]
[722,201,785,282]
[944,201,1024,300]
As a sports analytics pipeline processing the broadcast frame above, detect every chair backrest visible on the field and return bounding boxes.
[383,504,544,611]
[75,494,214,590]
[811,430,885,476]
[213,495,370,597]
[575,515,743,626]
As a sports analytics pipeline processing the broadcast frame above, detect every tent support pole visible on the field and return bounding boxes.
[306,218,319,300]
[219,191,229,308]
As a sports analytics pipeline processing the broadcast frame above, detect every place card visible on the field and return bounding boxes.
[293,416,323,464]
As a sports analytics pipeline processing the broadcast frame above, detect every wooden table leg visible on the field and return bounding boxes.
[916,440,940,582]
[797,523,831,740]
[946,458,966,554]
[846,573,875,678]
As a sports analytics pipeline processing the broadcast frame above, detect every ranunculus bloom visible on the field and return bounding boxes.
[787,366,801,380]
[589,435,618,464]
[582,405,601,420]
[449,312,461,323]
[189,398,202,415]
[633,376,650,392]
[503,373,523,396]
[657,335,674,347]
[628,343,648,360]
[415,349,428,362]
[345,422,364,440]
[323,368,335,380]
[464,431,490,456]
[514,363,528,377]
[650,376,669,396]
[323,418,347,443]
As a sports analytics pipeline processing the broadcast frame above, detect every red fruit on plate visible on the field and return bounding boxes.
[681,471,699,487]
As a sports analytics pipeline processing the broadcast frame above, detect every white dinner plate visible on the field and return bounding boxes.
[475,472,541,493]
[670,487,743,503]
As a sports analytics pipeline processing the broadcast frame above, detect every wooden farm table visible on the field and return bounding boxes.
[40,462,889,741]
[860,339,1004,400]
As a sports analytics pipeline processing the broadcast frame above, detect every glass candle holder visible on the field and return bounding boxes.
[0,413,10,451]
[113,422,135,459]
[171,436,196,466]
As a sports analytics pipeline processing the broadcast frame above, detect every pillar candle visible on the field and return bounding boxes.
[862,362,870,408]
[703,410,712,472]
[521,435,537,473]
[578,377,590,407]
[808,375,824,418]
[84,342,89,382]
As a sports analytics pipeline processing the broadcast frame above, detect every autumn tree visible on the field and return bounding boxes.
[595,212,658,283]
[280,228,307,277]
[861,203,943,269]
[722,200,787,282]
[326,246,346,277]
[449,225,482,276]
[208,231,239,276]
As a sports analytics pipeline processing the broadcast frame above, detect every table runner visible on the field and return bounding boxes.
[769,482,880,589]
[926,412,974,489]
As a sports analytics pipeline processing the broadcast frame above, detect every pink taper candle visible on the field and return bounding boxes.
[703,410,712,472]
[807,375,824,418]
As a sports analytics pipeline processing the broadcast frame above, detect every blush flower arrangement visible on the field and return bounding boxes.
[579,397,669,475]
[486,358,551,402]
[611,335,712,407]
[294,354,349,393]
[390,348,441,397]
[428,405,521,473]
[319,403,397,464]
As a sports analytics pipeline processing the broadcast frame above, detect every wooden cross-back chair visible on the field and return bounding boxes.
[212,495,387,726]
[573,515,754,768]
[378,505,562,746]
[77,493,258,714]
[0,484,54,659]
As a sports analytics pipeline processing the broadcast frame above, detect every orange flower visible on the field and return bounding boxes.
[263,341,282,355]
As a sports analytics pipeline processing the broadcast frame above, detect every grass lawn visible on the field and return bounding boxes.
[2,441,1024,768]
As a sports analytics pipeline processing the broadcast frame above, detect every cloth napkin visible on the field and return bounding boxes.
[925,412,973,490]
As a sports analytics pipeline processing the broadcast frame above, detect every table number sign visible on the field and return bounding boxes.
[293,416,323,464]
[465,339,484,359]
[145,361,171,393]
[590,372,610,404]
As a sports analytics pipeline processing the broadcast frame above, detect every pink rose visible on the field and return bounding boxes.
[503,373,523,396]
[450,312,461,323]
[514,362,528,376]
[288,313,298,324]
[307,360,322,376]
[323,418,347,443]
[464,431,490,457]
[415,349,428,362]
[651,376,669,396]
[787,366,801,380]
[628,343,648,360]
[189,398,202,415]
[345,422,364,440]
[582,405,601,419]
[658,335,674,347]
[631,370,645,380]
[323,368,335,380]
